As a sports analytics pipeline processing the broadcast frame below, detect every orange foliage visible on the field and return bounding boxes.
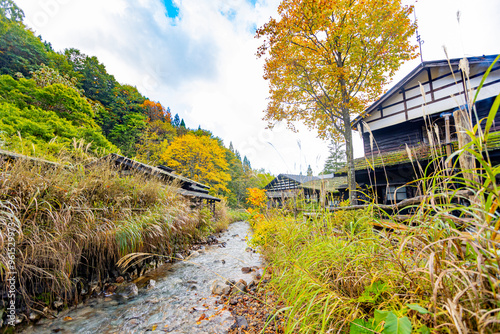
[141,100,172,123]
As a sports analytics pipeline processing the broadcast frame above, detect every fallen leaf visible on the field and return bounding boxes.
[63,316,73,321]
[152,325,157,331]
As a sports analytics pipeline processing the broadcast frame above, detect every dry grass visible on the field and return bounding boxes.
[0,157,221,314]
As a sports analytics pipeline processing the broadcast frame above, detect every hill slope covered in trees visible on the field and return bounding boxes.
[0,0,272,206]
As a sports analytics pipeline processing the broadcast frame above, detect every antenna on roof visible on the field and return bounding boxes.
[414,8,424,63]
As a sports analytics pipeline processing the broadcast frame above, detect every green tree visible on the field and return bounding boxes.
[322,140,346,174]
[307,165,313,176]
[0,0,24,22]
[172,113,180,127]
[0,9,48,77]
[256,0,417,203]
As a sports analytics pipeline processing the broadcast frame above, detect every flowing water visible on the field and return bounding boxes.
[25,221,261,334]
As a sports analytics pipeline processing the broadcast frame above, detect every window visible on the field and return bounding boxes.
[387,186,407,203]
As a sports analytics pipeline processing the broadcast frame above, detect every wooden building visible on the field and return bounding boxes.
[0,150,221,210]
[88,153,222,209]
[264,173,347,207]
[346,54,500,204]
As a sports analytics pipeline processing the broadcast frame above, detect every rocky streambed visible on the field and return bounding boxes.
[24,221,263,334]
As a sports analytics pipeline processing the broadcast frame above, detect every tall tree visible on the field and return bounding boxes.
[256,0,417,203]
[322,140,345,174]
[0,0,24,22]
[172,113,180,127]
[161,133,230,193]
[307,165,313,176]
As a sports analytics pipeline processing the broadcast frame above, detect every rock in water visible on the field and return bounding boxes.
[252,269,264,280]
[115,283,139,298]
[241,267,252,274]
[211,280,231,295]
[147,279,156,289]
[235,279,247,293]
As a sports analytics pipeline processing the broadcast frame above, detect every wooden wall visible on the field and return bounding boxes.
[362,96,499,156]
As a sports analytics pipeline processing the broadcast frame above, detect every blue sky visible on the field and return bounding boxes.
[163,0,179,19]
[16,0,500,175]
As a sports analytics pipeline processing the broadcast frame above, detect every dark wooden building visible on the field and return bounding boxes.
[345,54,500,204]
[264,173,347,207]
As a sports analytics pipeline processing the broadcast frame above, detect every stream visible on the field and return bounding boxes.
[24,221,261,334]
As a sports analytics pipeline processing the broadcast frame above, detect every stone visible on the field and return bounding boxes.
[115,283,139,298]
[235,316,249,330]
[241,267,252,274]
[189,250,200,258]
[248,279,260,289]
[104,283,116,295]
[115,276,125,284]
[211,280,231,295]
[234,279,247,293]
[147,279,156,289]
[29,312,41,321]
[252,269,264,280]
[245,247,253,252]
[175,253,184,260]
[53,299,64,309]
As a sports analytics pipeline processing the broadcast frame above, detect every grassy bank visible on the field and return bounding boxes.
[251,203,499,333]
[249,57,500,334]
[0,157,230,321]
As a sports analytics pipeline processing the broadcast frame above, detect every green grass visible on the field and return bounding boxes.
[249,56,500,333]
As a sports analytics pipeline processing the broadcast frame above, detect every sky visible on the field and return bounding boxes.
[15,0,500,176]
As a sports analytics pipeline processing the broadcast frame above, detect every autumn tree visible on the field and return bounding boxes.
[161,133,231,194]
[257,0,417,203]
[140,99,172,123]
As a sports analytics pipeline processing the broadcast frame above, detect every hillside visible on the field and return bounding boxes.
[0,0,272,206]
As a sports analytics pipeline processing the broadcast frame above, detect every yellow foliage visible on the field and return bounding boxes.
[246,188,267,209]
[161,134,231,194]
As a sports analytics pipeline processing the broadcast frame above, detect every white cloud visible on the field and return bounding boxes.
[14,0,500,176]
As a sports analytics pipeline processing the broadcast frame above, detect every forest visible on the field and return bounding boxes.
[0,0,272,207]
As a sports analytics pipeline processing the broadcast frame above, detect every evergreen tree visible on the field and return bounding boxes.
[180,119,186,128]
[307,165,313,176]
[322,140,346,174]
[242,156,251,172]
[172,113,180,127]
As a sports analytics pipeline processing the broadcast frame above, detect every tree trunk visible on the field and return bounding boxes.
[343,108,357,205]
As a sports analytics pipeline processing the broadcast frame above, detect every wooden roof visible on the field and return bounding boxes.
[88,154,221,202]
[0,149,60,167]
[301,176,348,193]
[352,54,500,131]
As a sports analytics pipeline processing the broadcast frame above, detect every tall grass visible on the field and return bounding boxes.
[251,56,500,333]
[0,156,223,315]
